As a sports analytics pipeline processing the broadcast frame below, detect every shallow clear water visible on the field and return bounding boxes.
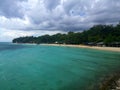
[0,42,120,90]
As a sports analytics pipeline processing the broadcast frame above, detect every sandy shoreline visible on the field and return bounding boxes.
[13,43,120,52]
[13,43,38,45]
[40,44,120,52]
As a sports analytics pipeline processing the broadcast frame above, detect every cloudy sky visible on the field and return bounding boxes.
[0,0,120,42]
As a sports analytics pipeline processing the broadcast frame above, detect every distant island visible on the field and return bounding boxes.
[12,23,120,47]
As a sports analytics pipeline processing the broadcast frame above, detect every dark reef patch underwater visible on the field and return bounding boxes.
[0,42,120,90]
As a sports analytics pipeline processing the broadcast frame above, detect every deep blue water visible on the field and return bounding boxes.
[0,42,120,90]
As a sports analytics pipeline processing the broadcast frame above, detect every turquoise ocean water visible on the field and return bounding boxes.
[0,42,120,90]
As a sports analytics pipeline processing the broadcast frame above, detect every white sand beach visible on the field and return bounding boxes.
[41,44,120,52]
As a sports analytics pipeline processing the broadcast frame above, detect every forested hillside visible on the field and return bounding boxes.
[12,23,120,45]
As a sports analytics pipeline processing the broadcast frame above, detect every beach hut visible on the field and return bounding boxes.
[111,42,120,47]
[87,42,96,46]
[97,42,105,47]
[55,41,58,44]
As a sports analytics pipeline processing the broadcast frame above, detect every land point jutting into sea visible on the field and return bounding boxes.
[13,23,120,48]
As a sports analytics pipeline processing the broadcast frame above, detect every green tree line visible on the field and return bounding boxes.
[12,23,120,45]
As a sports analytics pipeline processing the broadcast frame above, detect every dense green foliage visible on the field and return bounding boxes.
[12,23,120,45]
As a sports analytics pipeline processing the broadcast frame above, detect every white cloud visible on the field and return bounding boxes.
[0,28,34,42]
[0,28,64,42]
[0,16,31,30]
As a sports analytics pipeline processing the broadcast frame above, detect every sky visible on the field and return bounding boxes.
[0,0,120,42]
